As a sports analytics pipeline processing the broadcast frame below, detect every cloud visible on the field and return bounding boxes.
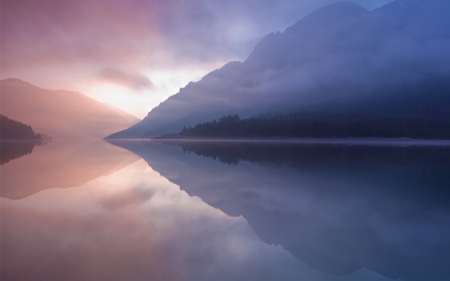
[0,0,394,73]
[98,67,155,92]
[113,0,450,138]
[0,0,395,117]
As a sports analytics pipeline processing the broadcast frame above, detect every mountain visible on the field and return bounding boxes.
[108,0,450,139]
[0,79,140,139]
[103,102,141,125]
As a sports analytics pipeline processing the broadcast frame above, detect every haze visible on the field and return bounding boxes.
[1,0,393,118]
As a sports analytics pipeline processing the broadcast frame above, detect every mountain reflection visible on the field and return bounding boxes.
[111,140,450,281]
[1,158,388,281]
[0,140,139,199]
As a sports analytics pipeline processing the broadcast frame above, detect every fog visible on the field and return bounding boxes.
[114,0,450,138]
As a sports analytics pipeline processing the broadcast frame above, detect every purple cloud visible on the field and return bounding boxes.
[99,67,155,92]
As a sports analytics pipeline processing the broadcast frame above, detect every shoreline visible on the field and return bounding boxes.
[108,137,450,147]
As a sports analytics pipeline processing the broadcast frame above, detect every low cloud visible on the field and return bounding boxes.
[1,0,394,73]
[0,0,395,116]
[127,1,450,137]
[99,67,155,92]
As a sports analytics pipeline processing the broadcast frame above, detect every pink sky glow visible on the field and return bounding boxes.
[0,0,393,118]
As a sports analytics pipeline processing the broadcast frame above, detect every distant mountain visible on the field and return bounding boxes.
[1,79,140,139]
[108,0,450,139]
[103,102,141,125]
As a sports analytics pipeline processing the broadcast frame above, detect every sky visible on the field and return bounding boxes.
[1,0,394,118]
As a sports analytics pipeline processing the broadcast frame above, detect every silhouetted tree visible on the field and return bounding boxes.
[0,114,37,139]
[156,112,450,140]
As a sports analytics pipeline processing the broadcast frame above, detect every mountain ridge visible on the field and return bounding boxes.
[1,78,140,139]
[108,0,450,139]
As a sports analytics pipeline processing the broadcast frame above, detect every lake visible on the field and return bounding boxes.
[1,139,450,281]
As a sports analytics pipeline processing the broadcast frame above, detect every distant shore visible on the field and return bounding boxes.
[139,137,450,147]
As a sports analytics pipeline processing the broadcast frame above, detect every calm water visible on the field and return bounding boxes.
[1,139,450,281]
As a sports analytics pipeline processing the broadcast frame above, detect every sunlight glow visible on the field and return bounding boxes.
[85,62,230,119]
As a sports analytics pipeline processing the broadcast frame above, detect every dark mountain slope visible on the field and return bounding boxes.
[109,0,450,139]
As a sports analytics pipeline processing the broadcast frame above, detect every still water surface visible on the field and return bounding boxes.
[1,139,450,281]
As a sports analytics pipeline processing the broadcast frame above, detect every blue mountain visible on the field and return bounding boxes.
[108,0,450,139]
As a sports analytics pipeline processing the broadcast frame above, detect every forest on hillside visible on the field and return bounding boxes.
[0,114,50,140]
[155,113,450,140]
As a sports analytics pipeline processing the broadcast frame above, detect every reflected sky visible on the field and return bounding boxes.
[1,140,139,199]
[1,156,390,281]
[2,139,450,280]
[113,140,450,281]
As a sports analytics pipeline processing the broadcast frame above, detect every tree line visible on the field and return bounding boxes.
[157,112,450,139]
[0,114,50,140]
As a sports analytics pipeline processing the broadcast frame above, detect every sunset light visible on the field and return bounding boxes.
[2,0,450,280]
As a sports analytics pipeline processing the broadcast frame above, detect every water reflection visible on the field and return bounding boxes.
[1,155,387,281]
[111,140,450,281]
[0,139,52,165]
[2,139,450,280]
[0,140,139,199]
